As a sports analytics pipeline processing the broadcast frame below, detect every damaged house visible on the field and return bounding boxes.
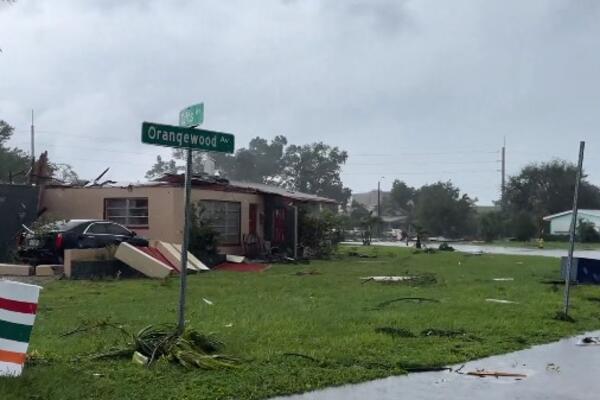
[39,174,337,257]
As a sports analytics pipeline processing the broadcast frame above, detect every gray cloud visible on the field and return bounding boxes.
[1,0,599,204]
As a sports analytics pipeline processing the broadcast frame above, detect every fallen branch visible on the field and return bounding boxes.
[467,370,527,378]
[374,297,439,310]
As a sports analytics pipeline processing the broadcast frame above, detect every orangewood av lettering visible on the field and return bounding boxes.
[141,122,234,153]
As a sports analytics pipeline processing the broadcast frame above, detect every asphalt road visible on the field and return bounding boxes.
[271,331,600,400]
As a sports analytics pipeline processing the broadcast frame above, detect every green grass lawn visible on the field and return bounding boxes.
[3,246,600,400]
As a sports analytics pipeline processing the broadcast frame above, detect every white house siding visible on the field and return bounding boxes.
[548,212,600,235]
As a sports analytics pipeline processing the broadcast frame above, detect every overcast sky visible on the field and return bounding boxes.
[1,0,599,204]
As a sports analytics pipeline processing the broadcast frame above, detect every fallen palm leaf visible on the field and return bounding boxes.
[65,322,240,369]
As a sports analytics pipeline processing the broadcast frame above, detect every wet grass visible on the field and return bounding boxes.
[2,245,600,400]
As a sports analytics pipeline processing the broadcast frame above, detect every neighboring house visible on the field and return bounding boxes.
[40,174,337,256]
[543,209,600,235]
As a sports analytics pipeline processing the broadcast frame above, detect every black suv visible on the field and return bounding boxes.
[17,219,148,265]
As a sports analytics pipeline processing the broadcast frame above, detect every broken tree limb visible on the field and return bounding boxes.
[466,370,527,378]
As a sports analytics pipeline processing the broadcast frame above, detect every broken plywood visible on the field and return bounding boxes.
[35,264,64,276]
[64,248,115,278]
[115,242,172,279]
[155,241,208,272]
[0,264,32,276]
[171,243,209,271]
[226,254,246,264]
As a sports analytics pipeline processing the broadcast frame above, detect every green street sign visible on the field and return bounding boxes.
[141,121,234,153]
[179,103,204,128]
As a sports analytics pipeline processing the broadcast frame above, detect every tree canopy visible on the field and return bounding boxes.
[147,135,351,204]
[504,160,600,221]
[0,120,30,183]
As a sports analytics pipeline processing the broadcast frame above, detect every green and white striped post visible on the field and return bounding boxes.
[0,280,42,376]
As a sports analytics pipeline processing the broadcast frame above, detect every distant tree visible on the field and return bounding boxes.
[0,120,30,183]
[504,160,600,224]
[478,211,506,242]
[348,200,370,228]
[388,180,416,212]
[414,181,477,238]
[511,211,537,241]
[145,155,181,180]
[51,163,79,183]
[148,136,351,205]
[281,142,351,205]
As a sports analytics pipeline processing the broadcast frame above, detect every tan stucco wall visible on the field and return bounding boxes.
[40,186,180,243]
[41,186,265,255]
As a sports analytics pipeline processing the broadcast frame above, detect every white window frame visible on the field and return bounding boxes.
[199,200,241,245]
[104,198,149,228]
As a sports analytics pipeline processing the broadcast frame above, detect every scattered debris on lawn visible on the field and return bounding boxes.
[215,262,270,272]
[576,336,600,346]
[294,270,321,276]
[66,322,240,369]
[35,264,64,277]
[225,255,246,264]
[132,351,149,366]
[373,297,439,310]
[466,369,527,378]
[421,328,467,338]
[486,298,518,304]
[361,276,414,284]
[375,327,416,338]
[348,249,377,258]
[516,261,524,265]
[283,352,322,363]
[202,298,214,306]
[0,263,33,276]
[375,326,479,341]
[493,277,514,281]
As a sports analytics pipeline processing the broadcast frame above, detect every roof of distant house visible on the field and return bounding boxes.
[543,209,600,221]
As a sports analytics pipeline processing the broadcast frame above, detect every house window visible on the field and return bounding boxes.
[104,198,149,227]
[199,200,241,245]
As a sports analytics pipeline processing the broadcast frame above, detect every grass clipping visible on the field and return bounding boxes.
[69,322,240,369]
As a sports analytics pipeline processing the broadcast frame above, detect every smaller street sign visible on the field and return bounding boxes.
[179,103,204,128]
[141,121,234,153]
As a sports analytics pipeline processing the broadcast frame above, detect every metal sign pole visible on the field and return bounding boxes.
[563,141,585,317]
[178,148,193,334]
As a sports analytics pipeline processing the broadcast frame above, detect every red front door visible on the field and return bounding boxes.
[273,208,286,244]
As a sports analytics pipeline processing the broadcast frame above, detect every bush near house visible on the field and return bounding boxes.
[188,202,222,266]
[577,220,600,243]
[298,209,343,258]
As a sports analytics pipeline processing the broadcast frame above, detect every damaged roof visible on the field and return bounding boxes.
[48,173,337,204]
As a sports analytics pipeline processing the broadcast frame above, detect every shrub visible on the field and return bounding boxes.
[298,209,343,258]
[511,211,537,241]
[188,203,221,265]
[478,211,505,242]
[577,220,600,243]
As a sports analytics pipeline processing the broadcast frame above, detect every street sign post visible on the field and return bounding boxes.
[140,107,234,335]
[179,103,204,128]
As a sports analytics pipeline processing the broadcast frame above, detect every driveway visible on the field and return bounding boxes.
[271,331,600,400]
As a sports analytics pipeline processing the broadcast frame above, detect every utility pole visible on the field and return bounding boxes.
[30,109,35,184]
[501,137,506,207]
[563,141,585,318]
